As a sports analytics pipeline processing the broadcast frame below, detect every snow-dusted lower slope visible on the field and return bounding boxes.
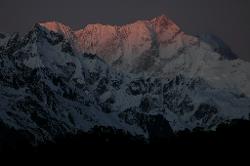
[0,16,250,144]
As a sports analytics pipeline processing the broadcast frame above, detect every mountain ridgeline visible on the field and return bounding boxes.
[0,15,250,150]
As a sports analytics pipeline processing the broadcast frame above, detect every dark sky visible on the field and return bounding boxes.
[1,0,250,61]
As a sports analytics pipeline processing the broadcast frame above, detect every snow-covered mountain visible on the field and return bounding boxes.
[40,15,250,96]
[0,15,250,144]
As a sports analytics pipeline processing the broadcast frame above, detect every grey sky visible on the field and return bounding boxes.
[0,0,250,60]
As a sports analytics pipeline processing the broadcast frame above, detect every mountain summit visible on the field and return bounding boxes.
[0,15,250,145]
[38,15,238,72]
[38,15,182,64]
[36,16,249,95]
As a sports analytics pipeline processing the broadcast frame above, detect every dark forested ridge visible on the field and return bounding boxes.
[1,119,250,153]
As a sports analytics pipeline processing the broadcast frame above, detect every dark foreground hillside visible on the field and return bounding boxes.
[1,119,250,153]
